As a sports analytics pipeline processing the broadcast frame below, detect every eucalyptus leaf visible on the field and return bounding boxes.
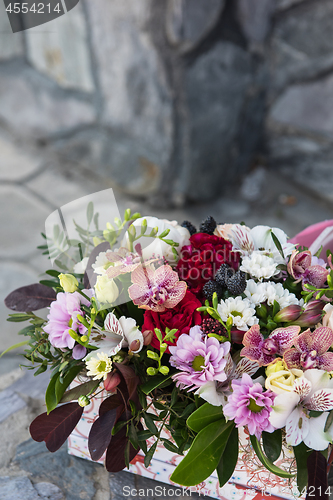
[0,340,29,358]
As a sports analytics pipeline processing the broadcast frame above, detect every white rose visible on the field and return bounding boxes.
[95,275,119,304]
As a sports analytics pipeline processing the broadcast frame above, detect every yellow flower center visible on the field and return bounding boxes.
[231,311,242,317]
[192,355,205,372]
[97,361,107,373]
[248,398,262,413]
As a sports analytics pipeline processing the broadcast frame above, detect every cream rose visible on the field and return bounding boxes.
[265,359,303,394]
[94,275,119,304]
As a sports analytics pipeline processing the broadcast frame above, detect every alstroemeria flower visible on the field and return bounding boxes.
[194,354,259,407]
[287,250,329,289]
[283,326,333,371]
[128,264,187,312]
[88,312,143,357]
[241,324,300,367]
[230,224,295,265]
[269,369,333,450]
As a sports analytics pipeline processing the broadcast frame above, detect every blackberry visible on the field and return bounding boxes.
[199,216,217,235]
[181,220,197,236]
[201,317,226,336]
[226,271,247,295]
[215,264,234,288]
[202,280,224,301]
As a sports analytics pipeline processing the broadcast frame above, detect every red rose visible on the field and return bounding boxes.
[176,233,240,295]
[143,291,202,352]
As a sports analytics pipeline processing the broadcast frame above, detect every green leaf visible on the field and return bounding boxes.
[325,410,333,432]
[162,438,179,454]
[170,420,234,486]
[272,300,280,318]
[262,429,282,462]
[143,414,158,435]
[60,380,100,403]
[217,425,238,488]
[144,441,157,468]
[45,270,61,278]
[128,422,139,450]
[140,374,172,395]
[87,202,94,225]
[271,231,284,260]
[186,402,224,433]
[137,430,153,441]
[250,435,295,478]
[7,313,34,322]
[55,365,84,404]
[0,340,29,358]
[45,372,61,414]
[293,442,311,493]
[39,280,59,288]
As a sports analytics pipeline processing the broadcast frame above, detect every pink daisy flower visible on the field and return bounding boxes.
[223,373,276,439]
[169,326,230,390]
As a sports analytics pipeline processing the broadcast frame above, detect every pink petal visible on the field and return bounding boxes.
[287,250,311,280]
[164,281,187,308]
[304,265,329,288]
[242,325,263,349]
[283,348,301,369]
[311,327,333,354]
[294,329,311,352]
[317,352,333,371]
[240,346,263,365]
[154,264,179,289]
[270,326,300,355]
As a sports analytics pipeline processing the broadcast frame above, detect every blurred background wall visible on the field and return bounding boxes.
[0,0,332,207]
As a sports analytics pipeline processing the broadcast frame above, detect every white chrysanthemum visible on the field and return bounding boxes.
[217,297,258,331]
[92,251,110,275]
[240,251,279,280]
[86,351,112,380]
[244,279,267,306]
[265,282,303,309]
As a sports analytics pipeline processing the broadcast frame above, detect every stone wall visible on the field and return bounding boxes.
[0,0,331,205]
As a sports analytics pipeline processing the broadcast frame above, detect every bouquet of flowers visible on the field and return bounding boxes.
[4,202,333,499]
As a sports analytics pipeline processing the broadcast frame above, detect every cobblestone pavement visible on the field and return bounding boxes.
[1,129,333,499]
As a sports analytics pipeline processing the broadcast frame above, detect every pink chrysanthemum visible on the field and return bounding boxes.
[169,326,230,390]
[223,373,276,439]
[44,290,92,350]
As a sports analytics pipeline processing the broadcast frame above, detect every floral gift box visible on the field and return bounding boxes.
[4,194,333,500]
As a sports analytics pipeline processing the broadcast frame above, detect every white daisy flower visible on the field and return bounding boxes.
[86,351,112,380]
[244,279,267,306]
[240,251,279,280]
[265,282,303,309]
[217,297,258,332]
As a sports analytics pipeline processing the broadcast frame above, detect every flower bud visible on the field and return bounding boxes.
[273,305,302,323]
[78,395,90,407]
[159,366,169,375]
[94,275,119,304]
[147,367,158,376]
[142,330,154,346]
[293,310,323,327]
[59,273,78,293]
[81,335,88,343]
[93,236,103,247]
[129,339,141,352]
[103,371,121,392]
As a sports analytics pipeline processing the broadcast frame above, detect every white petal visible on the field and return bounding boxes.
[118,316,137,337]
[304,414,332,451]
[125,328,144,353]
[304,369,333,396]
[285,407,309,447]
[293,377,312,400]
[194,382,227,407]
[269,392,300,429]
[306,389,333,411]
[104,312,123,336]
[233,357,259,379]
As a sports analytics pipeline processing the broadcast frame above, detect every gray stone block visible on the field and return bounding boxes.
[0,388,26,423]
[237,0,275,43]
[0,63,95,138]
[269,74,333,136]
[166,0,225,52]
[0,135,42,181]
[0,476,40,500]
[10,368,49,400]
[25,4,94,92]
[34,482,64,500]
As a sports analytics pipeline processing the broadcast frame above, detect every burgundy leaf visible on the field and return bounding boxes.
[83,242,110,288]
[88,408,119,461]
[306,451,328,500]
[5,283,56,312]
[114,363,140,401]
[29,403,83,452]
[99,394,124,417]
[105,425,140,473]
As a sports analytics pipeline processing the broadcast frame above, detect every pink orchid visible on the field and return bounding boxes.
[241,324,300,367]
[106,247,156,280]
[287,250,328,289]
[283,326,333,371]
[128,264,187,312]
